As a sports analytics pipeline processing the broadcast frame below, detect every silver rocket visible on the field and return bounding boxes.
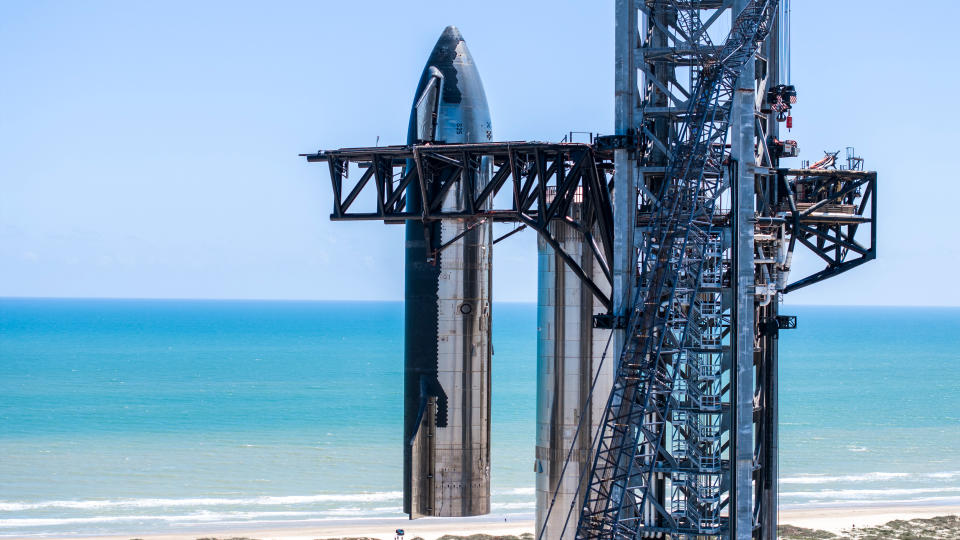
[535,201,612,540]
[403,26,493,519]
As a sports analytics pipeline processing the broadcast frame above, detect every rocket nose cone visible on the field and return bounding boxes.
[424,25,467,68]
[408,24,489,145]
[440,25,464,42]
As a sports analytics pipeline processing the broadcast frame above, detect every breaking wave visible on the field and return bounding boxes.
[0,491,403,512]
[781,486,960,499]
[779,471,960,485]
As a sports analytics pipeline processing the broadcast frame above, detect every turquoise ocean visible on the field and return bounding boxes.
[0,298,958,536]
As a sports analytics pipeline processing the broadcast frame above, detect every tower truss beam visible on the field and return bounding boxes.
[304,142,616,310]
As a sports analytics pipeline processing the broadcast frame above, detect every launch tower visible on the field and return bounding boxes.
[303,1,877,538]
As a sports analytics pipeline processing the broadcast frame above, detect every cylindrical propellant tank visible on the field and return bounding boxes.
[535,192,612,538]
[403,26,494,519]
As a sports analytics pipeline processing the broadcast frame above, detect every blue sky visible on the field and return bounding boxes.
[1,1,956,306]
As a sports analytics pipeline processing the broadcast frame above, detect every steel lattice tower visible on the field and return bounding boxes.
[585,2,777,538]
[599,1,874,538]
[304,1,876,537]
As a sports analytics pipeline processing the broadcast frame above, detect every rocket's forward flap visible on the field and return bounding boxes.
[415,67,443,142]
[409,375,449,446]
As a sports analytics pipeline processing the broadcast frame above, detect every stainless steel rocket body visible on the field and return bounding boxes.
[535,199,612,539]
[403,26,493,519]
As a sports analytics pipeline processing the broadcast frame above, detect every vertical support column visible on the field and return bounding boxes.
[759,8,781,540]
[612,0,638,358]
[610,4,640,525]
[760,303,779,540]
[731,0,757,538]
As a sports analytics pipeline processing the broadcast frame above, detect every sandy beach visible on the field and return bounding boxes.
[28,515,534,540]
[779,504,960,533]
[21,504,959,540]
